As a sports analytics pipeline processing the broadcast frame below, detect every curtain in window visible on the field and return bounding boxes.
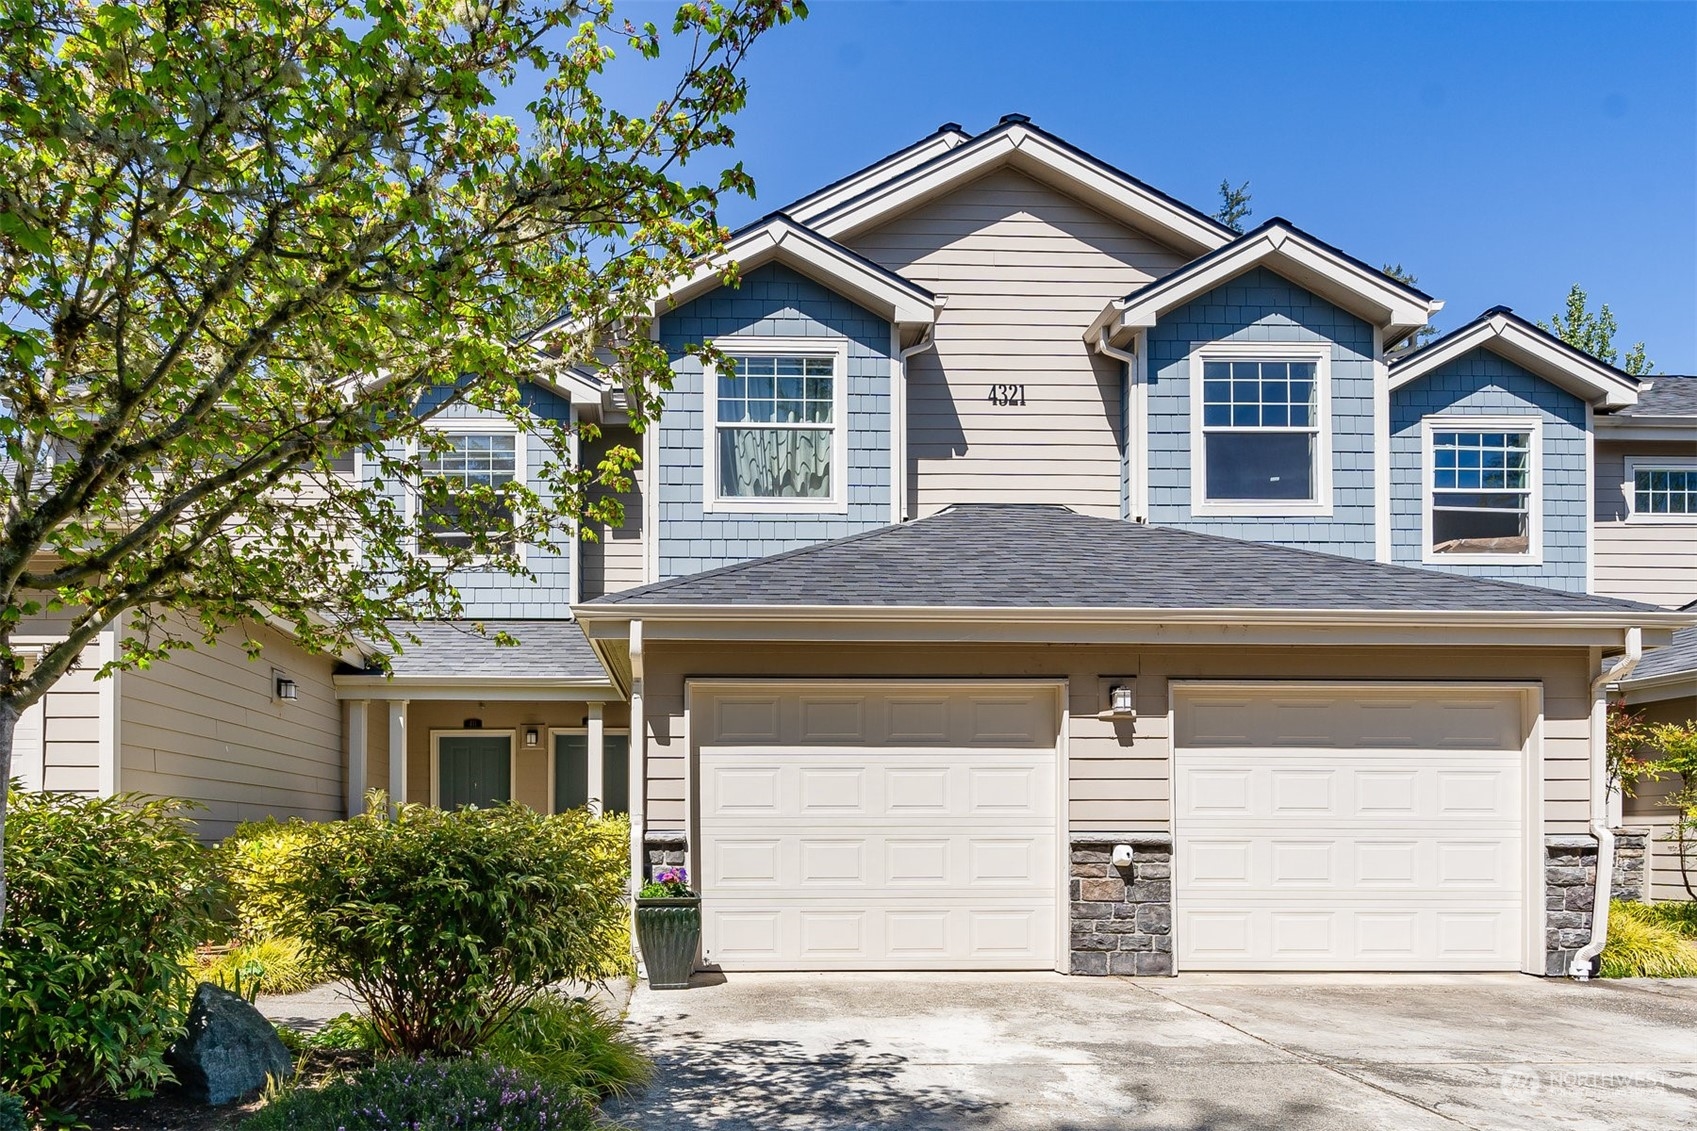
[718,427,832,498]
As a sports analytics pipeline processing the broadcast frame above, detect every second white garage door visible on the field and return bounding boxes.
[694,682,1060,971]
[1174,684,1532,972]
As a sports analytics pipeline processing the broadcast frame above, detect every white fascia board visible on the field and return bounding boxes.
[1112,228,1435,343]
[332,674,621,701]
[656,221,939,327]
[810,126,1231,255]
[787,128,973,225]
[1593,417,1696,439]
[1389,316,1641,409]
[574,602,1690,635]
[1620,670,1697,705]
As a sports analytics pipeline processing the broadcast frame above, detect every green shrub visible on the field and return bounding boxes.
[244,1057,594,1131]
[484,994,649,1102]
[1600,900,1697,978]
[1635,900,1697,938]
[263,802,630,1056]
[219,818,325,941]
[0,1093,28,1131]
[306,1011,382,1052]
[0,791,221,1119]
[193,935,319,997]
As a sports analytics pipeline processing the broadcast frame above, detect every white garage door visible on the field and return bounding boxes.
[1174,684,1529,972]
[695,682,1060,971]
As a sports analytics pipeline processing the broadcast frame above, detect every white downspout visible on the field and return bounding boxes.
[896,320,940,522]
[627,618,647,973]
[1095,329,1139,521]
[1571,625,1643,978]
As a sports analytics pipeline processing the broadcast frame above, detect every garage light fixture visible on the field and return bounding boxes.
[524,727,540,747]
[273,672,297,702]
[1098,680,1137,721]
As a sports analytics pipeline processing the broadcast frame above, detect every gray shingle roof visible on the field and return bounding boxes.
[1611,375,1697,418]
[361,620,604,680]
[1626,625,1697,685]
[586,504,1661,615]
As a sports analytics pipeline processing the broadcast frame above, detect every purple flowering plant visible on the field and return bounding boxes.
[639,866,694,899]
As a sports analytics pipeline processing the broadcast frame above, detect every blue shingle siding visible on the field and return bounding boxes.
[655,263,894,578]
[369,381,576,618]
[1144,267,1378,557]
[1390,348,1588,592]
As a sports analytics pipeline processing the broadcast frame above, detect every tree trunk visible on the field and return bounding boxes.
[0,698,16,931]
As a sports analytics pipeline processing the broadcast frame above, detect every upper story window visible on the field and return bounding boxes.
[418,429,520,553]
[1626,458,1697,522]
[705,338,849,513]
[1190,343,1332,517]
[1423,418,1541,563]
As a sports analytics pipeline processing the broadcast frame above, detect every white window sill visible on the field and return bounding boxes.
[703,497,848,516]
[1191,500,1334,519]
[1422,551,1546,567]
[1623,515,1697,526]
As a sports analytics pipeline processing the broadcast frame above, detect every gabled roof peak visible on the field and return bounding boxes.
[1091,217,1439,346]
[1389,307,1641,409]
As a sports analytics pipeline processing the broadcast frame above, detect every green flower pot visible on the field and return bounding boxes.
[635,896,701,990]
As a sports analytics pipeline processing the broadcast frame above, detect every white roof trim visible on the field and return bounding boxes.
[807,124,1232,255]
[657,217,941,327]
[786,126,973,225]
[1389,314,1640,409]
[1096,223,1439,345]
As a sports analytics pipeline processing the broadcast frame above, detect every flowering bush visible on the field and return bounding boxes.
[640,866,693,898]
[244,1057,594,1131]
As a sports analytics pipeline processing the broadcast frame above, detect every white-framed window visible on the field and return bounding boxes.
[1189,341,1332,516]
[431,730,516,810]
[704,336,850,513]
[1421,416,1542,564]
[413,422,525,555]
[549,729,631,815]
[1624,457,1697,523]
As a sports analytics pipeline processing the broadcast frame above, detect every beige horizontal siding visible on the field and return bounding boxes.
[1626,778,1695,903]
[120,619,342,840]
[42,648,103,794]
[641,641,1597,838]
[847,169,1188,518]
[1592,439,1697,608]
[580,425,646,598]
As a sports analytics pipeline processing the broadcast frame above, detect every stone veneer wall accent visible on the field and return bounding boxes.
[1611,828,1648,904]
[644,830,687,879]
[1546,834,1598,976]
[1069,833,1173,976]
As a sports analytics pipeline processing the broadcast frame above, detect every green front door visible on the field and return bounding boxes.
[436,734,512,809]
[554,733,630,814]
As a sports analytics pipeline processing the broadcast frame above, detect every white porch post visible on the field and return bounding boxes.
[587,702,605,816]
[345,699,369,816]
[388,699,408,807]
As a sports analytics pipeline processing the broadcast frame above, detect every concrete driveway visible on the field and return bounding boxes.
[605,972,1697,1131]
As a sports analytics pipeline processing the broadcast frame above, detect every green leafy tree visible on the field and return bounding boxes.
[1381,263,1436,348]
[1215,178,1252,233]
[0,0,803,923]
[1539,283,1654,375]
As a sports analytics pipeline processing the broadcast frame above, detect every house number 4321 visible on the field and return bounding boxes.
[987,383,1027,407]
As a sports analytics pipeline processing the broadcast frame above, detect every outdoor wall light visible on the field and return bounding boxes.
[1098,680,1137,721]
[524,727,540,747]
[273,673,298,702]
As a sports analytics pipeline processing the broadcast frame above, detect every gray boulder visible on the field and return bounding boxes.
[166,983,294,1105]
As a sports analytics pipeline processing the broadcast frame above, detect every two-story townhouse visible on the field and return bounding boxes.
[14,116,1692,978]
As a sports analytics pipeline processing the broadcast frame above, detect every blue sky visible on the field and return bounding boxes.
[593,1,1696,371]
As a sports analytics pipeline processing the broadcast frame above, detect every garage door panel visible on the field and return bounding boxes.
[1175,685,1527,972]
[1180,906,1521,970]
[696,684,1060,971]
